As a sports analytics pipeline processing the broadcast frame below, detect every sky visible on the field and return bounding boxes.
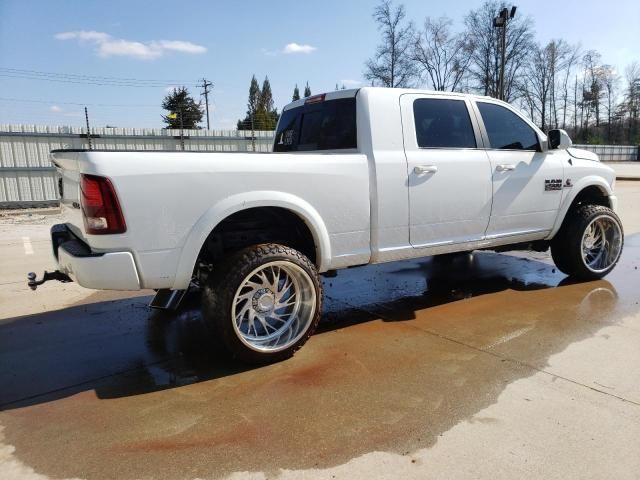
[1,0,639,130]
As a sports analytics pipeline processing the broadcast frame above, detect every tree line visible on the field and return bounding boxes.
[161,78,313,131]
[237,78,312,131]
[364,0,640,144]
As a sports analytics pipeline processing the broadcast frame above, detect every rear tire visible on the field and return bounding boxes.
[201,243,322,364]
[551,205,623,280]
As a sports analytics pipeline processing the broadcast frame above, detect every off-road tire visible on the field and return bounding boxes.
[201,243,322,364]
[551,205,623,280]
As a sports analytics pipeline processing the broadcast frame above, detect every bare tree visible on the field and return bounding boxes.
[558,42,581,129]
[521,42,553,130]
[600,65,619,141]
[519,39,581,131]
[581,50,604,136]
[546,39,574,129]
[623,62,640,142]
[413,17,471,91]
[464,0,534,101]
[364,0,418,87]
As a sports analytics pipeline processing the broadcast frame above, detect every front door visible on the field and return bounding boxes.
[474,100,564,239]
[400,94,493,248]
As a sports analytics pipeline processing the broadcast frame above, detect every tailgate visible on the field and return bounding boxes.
[50,150,86,242]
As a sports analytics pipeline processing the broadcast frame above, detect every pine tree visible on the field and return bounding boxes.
[238,75,261,130]
[248,75,260,118]
[237,75,280,130]
[292,84,301,101]
[161,87,203,129]
[304,82,311,97]
[260,76,274,114]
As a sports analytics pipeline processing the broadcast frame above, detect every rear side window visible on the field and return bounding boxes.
[477,102,539,150]
[274,98,357,152]
[413,98,476,148]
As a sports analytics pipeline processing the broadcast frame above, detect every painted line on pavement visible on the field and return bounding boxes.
[22,236,34,255]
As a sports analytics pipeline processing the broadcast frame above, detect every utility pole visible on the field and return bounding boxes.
[250,112,256,152]
[493,6,516,100]
[200,78,213,130]
[84,106,92,150]
[499,17,506,100]
[179,107,185,151]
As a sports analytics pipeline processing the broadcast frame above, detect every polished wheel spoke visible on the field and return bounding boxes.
[581,216,622,273]
[231,260,316,353]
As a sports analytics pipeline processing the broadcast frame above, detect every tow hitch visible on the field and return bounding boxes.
[27,271,72,291]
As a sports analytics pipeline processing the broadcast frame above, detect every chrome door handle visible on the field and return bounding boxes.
[414,165,438,175]
[496,164,516,172]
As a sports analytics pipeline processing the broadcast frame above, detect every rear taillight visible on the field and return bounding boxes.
[80,174,126,234]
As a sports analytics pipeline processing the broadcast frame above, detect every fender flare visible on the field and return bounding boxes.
[172,191,332,289]
[547,176,614,239]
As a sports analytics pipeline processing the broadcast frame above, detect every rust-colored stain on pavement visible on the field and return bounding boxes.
[1,234,639,479]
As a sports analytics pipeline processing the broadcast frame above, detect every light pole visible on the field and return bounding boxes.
[493,6,516,100]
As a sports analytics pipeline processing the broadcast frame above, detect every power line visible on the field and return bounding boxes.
[0,70,200,88]
[0,67,198,86]
[0,73,200,88]
[0,97,158,107]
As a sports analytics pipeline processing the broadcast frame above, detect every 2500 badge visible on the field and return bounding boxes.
[545,178,562,191]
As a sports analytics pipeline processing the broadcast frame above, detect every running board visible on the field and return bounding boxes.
[149,289,187,311]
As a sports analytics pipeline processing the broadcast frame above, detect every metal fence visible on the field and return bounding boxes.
[1,124,638,208]
[572,144,639,162]
[0,124,275,208]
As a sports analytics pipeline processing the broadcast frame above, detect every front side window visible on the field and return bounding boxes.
[413,98,476,148]
[477,102,539,150]
[273,98,357,152]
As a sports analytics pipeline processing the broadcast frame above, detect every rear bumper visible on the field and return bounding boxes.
[52,224,141,290]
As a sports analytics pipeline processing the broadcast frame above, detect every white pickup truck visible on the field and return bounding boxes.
[32,87,624,363]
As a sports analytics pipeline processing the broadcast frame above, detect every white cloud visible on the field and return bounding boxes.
[155,40,206,54]
[55,31,207,60]
[50,105,62,113]
[55,30,110,42]
[97,39,163,60]
[282,43,316,54]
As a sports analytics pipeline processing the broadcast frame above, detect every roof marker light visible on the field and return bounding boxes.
[305,94,326,105]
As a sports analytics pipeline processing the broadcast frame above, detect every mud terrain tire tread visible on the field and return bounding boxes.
[201,243,323,364]
[551,205,623,280]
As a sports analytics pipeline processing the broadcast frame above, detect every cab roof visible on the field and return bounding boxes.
[281,86,499,112]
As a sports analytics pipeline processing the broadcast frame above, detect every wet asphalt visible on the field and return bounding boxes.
[1,183,639,479]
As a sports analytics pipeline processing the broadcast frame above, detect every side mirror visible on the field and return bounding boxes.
[548,129,572,150]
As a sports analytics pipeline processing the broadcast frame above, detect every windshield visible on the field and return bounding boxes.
[273,98,357,152]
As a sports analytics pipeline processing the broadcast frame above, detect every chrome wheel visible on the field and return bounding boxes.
[581,215,622,273]
[231,261,317,353]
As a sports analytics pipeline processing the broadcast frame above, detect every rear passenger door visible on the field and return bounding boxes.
[400,94,493,248]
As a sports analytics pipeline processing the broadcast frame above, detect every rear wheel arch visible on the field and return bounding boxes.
[196,206,319,271]
[172,194,332,289]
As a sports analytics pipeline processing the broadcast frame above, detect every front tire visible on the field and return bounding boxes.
[551,205,623,280]
[202,243,322,364]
